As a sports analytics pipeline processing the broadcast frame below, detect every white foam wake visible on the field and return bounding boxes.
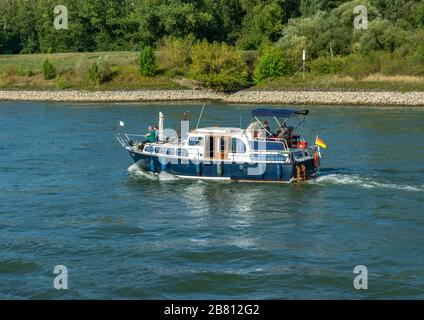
[312,174,423,192]
[127,163,179,181]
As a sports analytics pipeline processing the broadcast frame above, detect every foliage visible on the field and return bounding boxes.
[254,46,287,83]
[340,53,380,79]
[157,36,195,75]
[355,18,412,54]
[0,0,423,83]
[237,0,297,50]
[190,41,249,91]
[414,1,424,28]
[17,67,34,77]
[0,0,423,55]
[42,59,56,80]
[310,56,346,75]
[139,46,158,77]
[88,58,114,84]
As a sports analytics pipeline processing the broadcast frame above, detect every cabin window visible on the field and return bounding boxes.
[158,148,167,155]
[231,138,246,154]
[188,137,204,146]
[177,149,188,157]
[144,146,154,153]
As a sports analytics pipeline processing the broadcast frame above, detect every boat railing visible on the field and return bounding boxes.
[308,144,321,158]
[116,133,146,148]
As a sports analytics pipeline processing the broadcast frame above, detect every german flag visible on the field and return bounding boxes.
[315,136,327,149]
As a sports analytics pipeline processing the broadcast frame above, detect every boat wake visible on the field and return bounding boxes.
[311,173,423,192]
[127,163,422,192]
[127,163,179,181]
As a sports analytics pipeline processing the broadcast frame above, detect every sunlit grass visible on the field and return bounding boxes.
[252,75,424,92]
[0,52,423,92]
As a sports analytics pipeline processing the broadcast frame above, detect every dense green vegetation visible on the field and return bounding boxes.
[42,59,56,80]
[254,46,287,83]
[190,41,249,90]
[139,46,157,76]
[0,0,423,91]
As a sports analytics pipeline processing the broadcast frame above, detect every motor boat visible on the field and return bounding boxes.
[117,108,323,183]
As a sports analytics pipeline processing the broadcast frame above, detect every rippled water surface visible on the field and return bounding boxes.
[0,102,423,299]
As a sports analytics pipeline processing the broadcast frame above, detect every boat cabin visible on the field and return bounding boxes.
[118,108,314,164]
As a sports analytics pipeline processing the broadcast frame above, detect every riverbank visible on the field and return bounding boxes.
[0,90,424,106]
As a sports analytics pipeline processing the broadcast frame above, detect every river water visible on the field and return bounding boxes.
[0,102,423,299]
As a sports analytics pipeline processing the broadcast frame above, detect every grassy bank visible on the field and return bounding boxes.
[252,75,424,92]
[0,52,183,90]
[1,52,423,92]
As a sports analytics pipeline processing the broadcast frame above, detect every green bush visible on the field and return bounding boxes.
[254,46,286,83]
[378,52,409,76]
[411,44,424,64]
[414,1,424,28]
[158,36,194,75]
[139,46,157,77]
[87,58,113,84]
[277,35,312,75]
[407,45,424,76]
[190,41,249,91]
[310,56,346,75]
[356,18,412,55]
[341,53,380,79]
[43,59,56,80]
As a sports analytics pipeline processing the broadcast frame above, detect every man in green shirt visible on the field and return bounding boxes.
[144,126,156,143]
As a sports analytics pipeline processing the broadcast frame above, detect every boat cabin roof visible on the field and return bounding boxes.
[192,127,244,135]
[252,108,309,118]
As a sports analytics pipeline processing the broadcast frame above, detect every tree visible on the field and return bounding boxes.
[370,0,421,25]
[254,46,286,83]
[139,46,157,76]
[158,36,195,75]
[190,41,249,91]
[88,58,114,84]
[0,0,423,56]
[300,0,350,16]
[414,1,424,28]
[43,59,57,80]
[237,0,300,50]
[278,0,380,59]
[356,18,411,54]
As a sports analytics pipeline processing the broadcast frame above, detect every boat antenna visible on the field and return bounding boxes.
[196,102,208,130]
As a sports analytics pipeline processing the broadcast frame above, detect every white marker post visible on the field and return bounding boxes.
[302,50,306,80]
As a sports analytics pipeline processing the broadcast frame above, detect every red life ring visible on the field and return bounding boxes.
[297,141,308,149]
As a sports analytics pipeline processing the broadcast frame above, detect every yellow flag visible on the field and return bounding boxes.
[315,136,327,149]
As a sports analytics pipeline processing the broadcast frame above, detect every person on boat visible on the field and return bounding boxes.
[263,121,271,138]
[271,123,287,140]
[153,126,159,142]
[144,126,156,143]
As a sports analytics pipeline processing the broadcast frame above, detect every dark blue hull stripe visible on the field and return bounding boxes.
[129,152,317,182]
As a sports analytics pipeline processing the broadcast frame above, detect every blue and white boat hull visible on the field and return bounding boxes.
[127,150,317,183]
